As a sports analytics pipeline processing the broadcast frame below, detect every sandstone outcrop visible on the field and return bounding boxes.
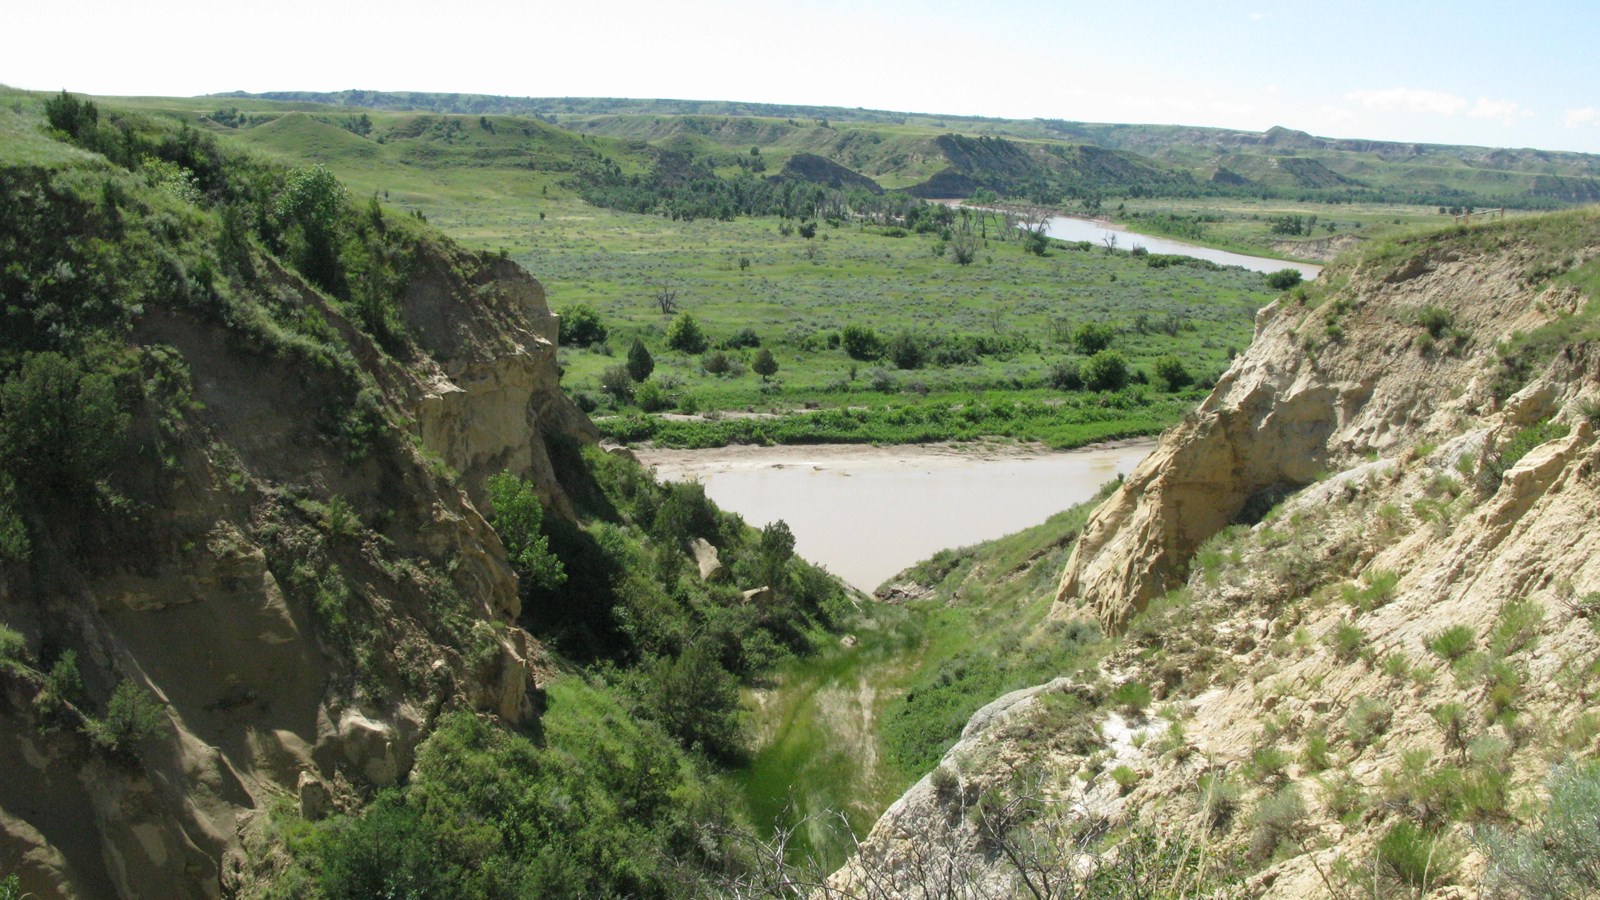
[0,235,589,898]
[839,210,1600,897]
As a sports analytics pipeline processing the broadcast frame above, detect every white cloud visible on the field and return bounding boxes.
[1566,107,1600,128]
[1248,11,1266,21]
[1319,105,1357,125]
[1468,98,1530,124]
[1346,88,1468,116]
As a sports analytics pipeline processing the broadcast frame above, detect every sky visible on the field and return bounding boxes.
[9,0,1600,153]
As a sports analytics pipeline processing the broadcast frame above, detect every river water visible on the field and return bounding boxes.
[1041,214,1323,279]
[641,442,1153,592]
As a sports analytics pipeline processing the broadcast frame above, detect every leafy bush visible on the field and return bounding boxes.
[751,348,778,381]
[1081,350,1129,392]
[1266,269,1303,290]
[1047,359,1083,391]
[559,304,608,348]
[1327,620,1366,662]
[887,332,927,370]
[486,473,566,594]
[1246,746,1292,784]
[1153,355,1193,391]
[634,380,672,413]
[722,327,761,349]
[1490,599,1545,656]
[1417,304,1454,339]
[700,350,731,375]
[840,324,884,361]
[599,365,634,401]
[1111,765,1140,793]
[0,351,131,502]
[0,624,25,672]
[1072,322,1116,354]
[1198,774,1241,829]
[665,312,708,354]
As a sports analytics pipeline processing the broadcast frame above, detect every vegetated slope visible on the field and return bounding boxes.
[0,92,857,899]
[830,210,1600,897]
[0,93,584,897]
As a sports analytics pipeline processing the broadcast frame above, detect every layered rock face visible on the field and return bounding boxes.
[1056,227,1591,631]
[836,212,1600,897]
[0,239,590,898]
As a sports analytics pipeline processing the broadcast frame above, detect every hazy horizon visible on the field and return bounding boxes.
[8,0,1600,155]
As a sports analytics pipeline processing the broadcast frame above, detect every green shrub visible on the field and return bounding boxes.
[84,680,166,757]
[625,338,653,382]
[1266,269,1303,290]
[1426,625,1476,663]
[558,303,607,347]
[0,351,131,502]
[887,332,927,370]
[486,473,566,594]
[1249,784,1305,860]
[666,312,708,354]
[599,364,634,401]
[1490,599,1545,657]
[1246,745,1293,784]
[1153,355,1193,391]
[1417,305,1454,339]
[1081,349,1129,392]
[1432,702,1472,762]
[1110,681,1152,717]
[1301,731,1332,773]
[840,324,884,361]
[0,625,25,672]
[634,380,671,413]
[1327,620,1366,662]
[1377,821,1458,892]
[1484,418,1571,488]
[1072,322,1116,354]
[1346,697,1392,749]
[1111,764,1140,793]
[1479,759,1600,899]
[1047,359,1083,391]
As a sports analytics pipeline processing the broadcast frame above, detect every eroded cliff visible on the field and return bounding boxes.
[834,210,1600,898]
[0,110,592,897]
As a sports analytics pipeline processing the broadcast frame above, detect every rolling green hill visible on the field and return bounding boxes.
[217,90,1600,208]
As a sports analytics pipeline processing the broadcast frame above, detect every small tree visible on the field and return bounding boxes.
[485,473,566,593]
[666,313,709,354]
[559,304,608,348]
[841,325,884,361]
[1082,350,1129,392]
[599,365,634,402]
[888,332,927,370]
[1266,269,1303,290]
[626,338,654,382]
[1154,355,1193,391]
[1072,322,1116,355]
[752,349,778,381]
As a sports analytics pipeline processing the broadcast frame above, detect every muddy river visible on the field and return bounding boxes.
[639,441,1154,592]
